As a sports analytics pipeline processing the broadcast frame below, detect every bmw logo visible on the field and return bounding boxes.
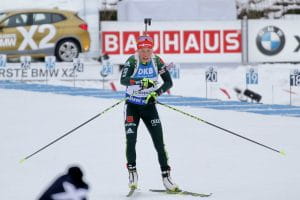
[256,26,285,56]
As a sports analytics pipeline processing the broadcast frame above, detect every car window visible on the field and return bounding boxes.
[33,13,51,25]
[51,13,65,23]
[3,14,29,27]
[75,14,85,21]
[0,13,7,22]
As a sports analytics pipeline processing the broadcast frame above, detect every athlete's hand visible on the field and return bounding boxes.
[141,78,155,89]
[146,91,158,104]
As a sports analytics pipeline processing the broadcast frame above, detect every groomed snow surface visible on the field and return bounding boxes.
[1,88,300,200]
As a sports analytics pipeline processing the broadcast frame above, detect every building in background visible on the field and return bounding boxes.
[117,0,236,21]
[237,0,300,19]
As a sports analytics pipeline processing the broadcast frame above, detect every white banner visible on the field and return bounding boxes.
[100,21,242,64]
[248,20,300,63]
[0,63,109,81]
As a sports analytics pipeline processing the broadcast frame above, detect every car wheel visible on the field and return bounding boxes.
[56,40,80,62]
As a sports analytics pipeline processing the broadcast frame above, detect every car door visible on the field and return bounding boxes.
[0,13,32,55]
[31,12,57,55]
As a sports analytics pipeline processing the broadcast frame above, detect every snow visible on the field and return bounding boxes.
[1,82,300,199]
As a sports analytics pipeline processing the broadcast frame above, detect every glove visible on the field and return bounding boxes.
[145,91,158,104]
[141,78,155,89]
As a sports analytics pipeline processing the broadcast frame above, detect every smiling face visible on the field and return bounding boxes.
[138,47,153,63]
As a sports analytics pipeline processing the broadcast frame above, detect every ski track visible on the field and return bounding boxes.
[1,89,300,200]
[1,81,300,118]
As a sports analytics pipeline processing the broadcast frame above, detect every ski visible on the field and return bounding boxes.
[126,187,137,197]
[149,189,212,197]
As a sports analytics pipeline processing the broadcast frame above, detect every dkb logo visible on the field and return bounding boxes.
[137,68,154,76]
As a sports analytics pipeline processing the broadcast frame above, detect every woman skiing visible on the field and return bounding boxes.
[120,35,178,192]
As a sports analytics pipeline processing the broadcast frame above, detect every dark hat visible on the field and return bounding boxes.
[68,166,83,181]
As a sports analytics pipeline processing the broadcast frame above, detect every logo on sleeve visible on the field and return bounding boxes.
[126,128,134,135]
[127,116,134,123]
[151,119,161,126]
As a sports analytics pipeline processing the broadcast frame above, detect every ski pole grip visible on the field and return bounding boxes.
[144,18,152,26]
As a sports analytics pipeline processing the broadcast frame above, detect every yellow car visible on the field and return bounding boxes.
[0,9,90,62]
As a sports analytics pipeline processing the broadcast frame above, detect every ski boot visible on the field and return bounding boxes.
[127,164,138,189]
[161,167,179,192]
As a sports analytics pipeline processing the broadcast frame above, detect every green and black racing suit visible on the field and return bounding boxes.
[120,53,173,171]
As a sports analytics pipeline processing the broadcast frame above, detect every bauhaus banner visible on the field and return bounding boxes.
[100,21,242,64]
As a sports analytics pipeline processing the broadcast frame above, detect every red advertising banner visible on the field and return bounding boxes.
[101,21,242,64]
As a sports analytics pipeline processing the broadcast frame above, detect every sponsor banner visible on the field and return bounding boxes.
[0,63,112,81]
[100,21,242,64]
[248,20,300,62]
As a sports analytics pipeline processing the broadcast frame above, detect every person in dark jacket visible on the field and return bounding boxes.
[38,166,89,200]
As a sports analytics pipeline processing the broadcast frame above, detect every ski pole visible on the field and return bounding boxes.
[20,98,126,163]
[157,101,285,155]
